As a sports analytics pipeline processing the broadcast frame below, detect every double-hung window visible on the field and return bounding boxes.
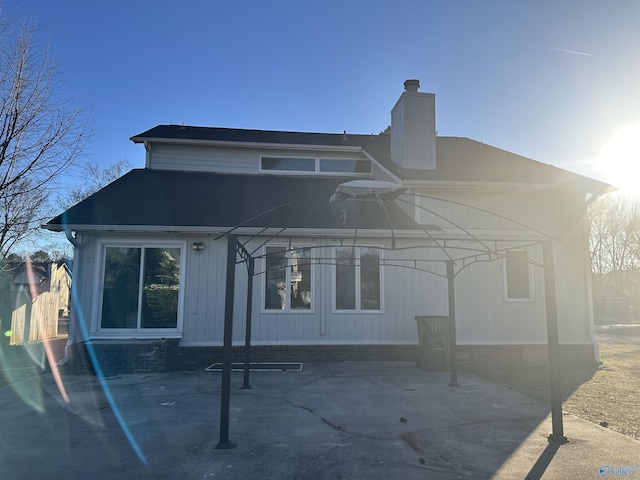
[335,246,381,311]
[264,246,313,311]
[505,248,531,300]
[99,244,184,332]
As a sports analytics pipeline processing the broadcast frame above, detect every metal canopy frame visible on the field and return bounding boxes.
[214,187,571,449]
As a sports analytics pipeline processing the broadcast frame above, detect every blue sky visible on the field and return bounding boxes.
[4,0,640,191]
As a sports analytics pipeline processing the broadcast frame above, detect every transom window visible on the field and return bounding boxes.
[261,156,371,175]
[100,245,183,330]
[261,157,315,172]
[505,248,531,300]
[319,158,371,174]
[335,246,381,311]
[264,246,313,311]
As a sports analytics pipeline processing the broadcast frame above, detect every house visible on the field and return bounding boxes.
[593,284,630,325]
[45,80,613,373]
[0,260,70,346]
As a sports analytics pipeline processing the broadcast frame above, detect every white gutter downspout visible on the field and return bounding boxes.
[65,229,78,248]
[57,229,78,366]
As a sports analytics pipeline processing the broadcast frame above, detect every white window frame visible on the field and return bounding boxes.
[333,245,384,313]
[92,240,186,338]
[260,155,371,176]
[503,247,534,302]
[261,243,315,314]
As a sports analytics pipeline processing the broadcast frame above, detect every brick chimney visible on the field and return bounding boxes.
[390,79,436,170]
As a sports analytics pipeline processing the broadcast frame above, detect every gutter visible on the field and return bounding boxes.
[65,229,79,248]
[57,229,78,366]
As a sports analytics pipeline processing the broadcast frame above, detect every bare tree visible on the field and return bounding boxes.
[589,194,640,316]
[58,159,132,211]
[589,195,640,275]
[0,13,90,259]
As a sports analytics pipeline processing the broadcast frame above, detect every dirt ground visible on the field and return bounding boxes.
[468,333,640,440]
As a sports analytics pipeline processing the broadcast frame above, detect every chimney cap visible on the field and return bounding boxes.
[404,79,420,92]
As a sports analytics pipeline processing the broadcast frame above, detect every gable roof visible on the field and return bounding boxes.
[46,124,614,233]
[45,169,423,233]
[131,125,613,193]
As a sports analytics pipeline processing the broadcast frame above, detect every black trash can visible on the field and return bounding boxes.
[415,315,450,371]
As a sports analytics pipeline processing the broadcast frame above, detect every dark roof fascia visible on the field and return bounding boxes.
[130,125,379,150]
[46,225,430,242]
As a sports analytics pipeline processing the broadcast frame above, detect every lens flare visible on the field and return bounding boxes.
[597,124,640,197]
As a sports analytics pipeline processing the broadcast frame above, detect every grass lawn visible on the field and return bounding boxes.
[467,334,640,440]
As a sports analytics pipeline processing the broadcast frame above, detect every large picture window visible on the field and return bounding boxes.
[264,246,312,311]
[335,247,381,311]
[100,245,182,330]
[505,248,531,300]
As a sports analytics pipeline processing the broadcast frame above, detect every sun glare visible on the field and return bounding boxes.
[597,124,640,197]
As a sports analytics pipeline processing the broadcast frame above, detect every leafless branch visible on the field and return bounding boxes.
[0,12,91,258]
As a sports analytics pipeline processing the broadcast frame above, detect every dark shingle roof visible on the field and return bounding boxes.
[131,125,612,192]
[47,125,614,232]
[46,170,421,232]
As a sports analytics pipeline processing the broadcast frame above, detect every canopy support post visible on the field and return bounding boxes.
[447,260,460,387]
[543,240,568,444]
[241,255,255,390]
[216,235,237,449]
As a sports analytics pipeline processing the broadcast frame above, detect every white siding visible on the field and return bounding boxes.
[406,186,591,345]
[182,237,227,344]
[147,143,370,174]
[454,244,547,344]
[69,232,97,344]
[410,187,585,233]
[149,144,258,173]
[74,186,592,347]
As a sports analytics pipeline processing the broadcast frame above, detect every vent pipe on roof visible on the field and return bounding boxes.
[404,79,420,93]
[391,79,437,170]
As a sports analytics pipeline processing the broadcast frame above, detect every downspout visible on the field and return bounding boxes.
[584,194,601,365]
[65,229,79,248]
[144,141,151,169]
[57,229,78,366]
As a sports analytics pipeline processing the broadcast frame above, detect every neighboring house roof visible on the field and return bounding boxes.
[131,125,613,192]
[0,261,69,300]
[9,262,50,286]
[45,170,423,233]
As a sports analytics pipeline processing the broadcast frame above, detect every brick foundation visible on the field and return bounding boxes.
[64,341,597,374]
[65,339,176,376]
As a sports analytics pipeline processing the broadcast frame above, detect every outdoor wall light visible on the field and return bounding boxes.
[192,242,205,252]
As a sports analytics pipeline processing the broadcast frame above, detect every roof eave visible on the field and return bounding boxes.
[42,224,436,239]
[130,135,366,153]
[402,178,615,194]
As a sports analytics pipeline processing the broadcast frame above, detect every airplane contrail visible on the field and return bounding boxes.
[547,47,592,56]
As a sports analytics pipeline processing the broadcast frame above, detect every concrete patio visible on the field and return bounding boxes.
[1,361,639,479]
